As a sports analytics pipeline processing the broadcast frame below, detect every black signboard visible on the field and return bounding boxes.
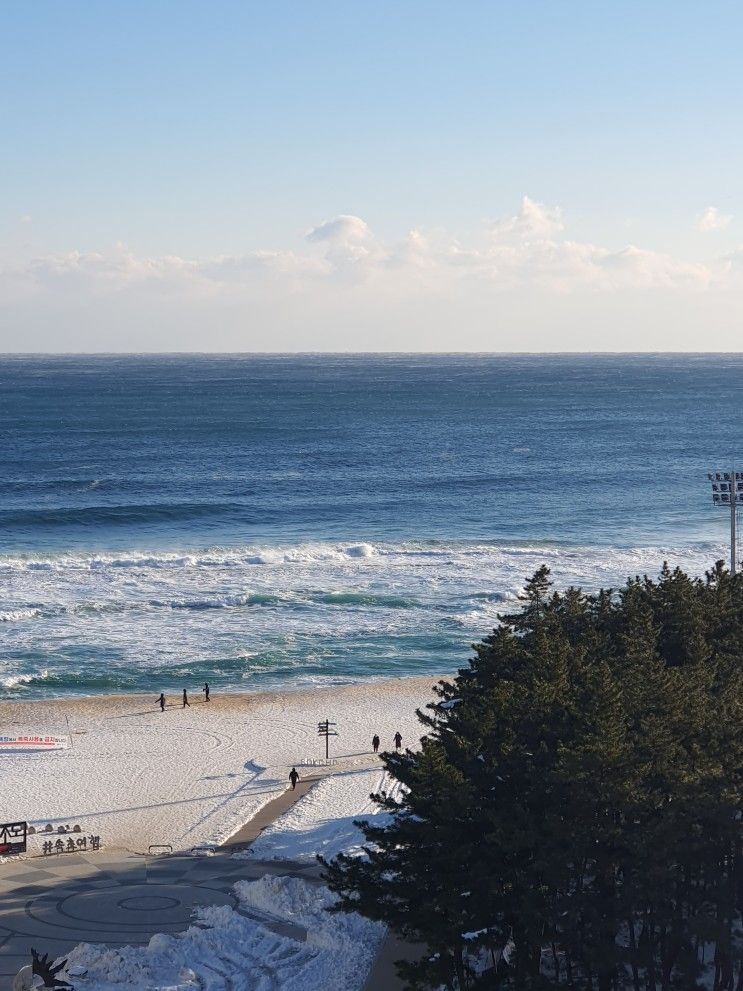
[0,820,27,855]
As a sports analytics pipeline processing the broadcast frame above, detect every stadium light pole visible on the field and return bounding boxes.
[707,469,741,574]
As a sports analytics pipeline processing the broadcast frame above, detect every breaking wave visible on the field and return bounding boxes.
[0,538,722,576]
[1,670,50,690]
[0,537,727,700]
[0,608,40,622]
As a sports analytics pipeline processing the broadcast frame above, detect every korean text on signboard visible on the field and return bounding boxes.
[42,835,101,856]
[0,733,69,750]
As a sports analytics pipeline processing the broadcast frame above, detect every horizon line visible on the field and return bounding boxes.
[3,350,743,359]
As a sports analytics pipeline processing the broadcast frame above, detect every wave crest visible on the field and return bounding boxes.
[1,669,49,689]
[0,608,40,622]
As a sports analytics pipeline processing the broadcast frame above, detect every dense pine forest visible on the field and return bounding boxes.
[322,563,743,990]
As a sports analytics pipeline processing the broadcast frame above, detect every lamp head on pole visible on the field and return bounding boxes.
[708,469,740,575]
[708,470,743,506]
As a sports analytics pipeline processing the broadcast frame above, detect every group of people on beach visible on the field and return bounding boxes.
[287,731,403,791]
[154,688,403,756]
[156,683,210,711]
[372,731,402,752]
[153,686,404,795]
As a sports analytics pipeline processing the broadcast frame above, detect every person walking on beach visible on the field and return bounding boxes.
[156,693,165,713]
[182,689,190,708]
[372,734,380,753]
[203,683,210,702]
[393,731,402,751]
[289,767,299,790]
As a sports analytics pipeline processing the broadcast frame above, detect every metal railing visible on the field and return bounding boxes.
[148,844,173,855]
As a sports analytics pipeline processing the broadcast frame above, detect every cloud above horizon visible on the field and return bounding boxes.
[697,206,733,232]
[2,197,723,298]
[3,196,743,351]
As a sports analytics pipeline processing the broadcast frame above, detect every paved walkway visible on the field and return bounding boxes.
[222,775,316,848]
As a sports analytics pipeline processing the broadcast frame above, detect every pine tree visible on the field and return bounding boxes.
[322,565,743,990]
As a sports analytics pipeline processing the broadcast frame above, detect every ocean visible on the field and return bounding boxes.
[0,353,739,700]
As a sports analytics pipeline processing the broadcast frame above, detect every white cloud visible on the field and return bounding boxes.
[305,214,386,276]
[697,206,732,232]
[593,244,712,289]
[0,199,728,327]
[490,195,564,239]
[306,215,372,245]
[6,243,325,296]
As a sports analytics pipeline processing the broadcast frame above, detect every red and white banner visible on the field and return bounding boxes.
[0,733,69,750]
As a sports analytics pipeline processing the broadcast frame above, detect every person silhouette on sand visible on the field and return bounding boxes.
[156,693,165,713]
[182,689,190,708]
[394,731,402,751]
[203,683,210,702]
[289,767,299,790]
[372,734,380,753]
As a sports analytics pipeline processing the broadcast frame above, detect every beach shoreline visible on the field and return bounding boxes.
[0,672,452,717]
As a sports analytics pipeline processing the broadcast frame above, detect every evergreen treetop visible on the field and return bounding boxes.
[322,562,743,990]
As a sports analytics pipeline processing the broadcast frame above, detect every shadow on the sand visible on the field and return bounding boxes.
[108,699,211,719]
[41,781,283,823]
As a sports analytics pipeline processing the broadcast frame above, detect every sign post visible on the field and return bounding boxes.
[317,718,338,760]
[0,821,27,855]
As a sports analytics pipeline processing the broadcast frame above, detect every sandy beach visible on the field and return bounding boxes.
[0,675,446,857]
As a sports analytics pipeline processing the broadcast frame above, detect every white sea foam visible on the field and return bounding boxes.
[0,538,723,574]
[1,669,49,689]
[0,538,728,698]
[345,542,376,558]
[0,608,40,622]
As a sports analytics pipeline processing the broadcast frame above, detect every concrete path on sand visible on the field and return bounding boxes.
[222,775,315,848]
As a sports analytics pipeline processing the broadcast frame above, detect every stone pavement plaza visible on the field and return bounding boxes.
[0,779,321,990]
[0,846,331,989]
[0,777,408,990]
[0,848,321,988]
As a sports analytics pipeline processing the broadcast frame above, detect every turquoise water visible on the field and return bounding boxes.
[0,353,737,698]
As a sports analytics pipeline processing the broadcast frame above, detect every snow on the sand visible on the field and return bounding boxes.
[0,677,434,854]
[63,875,385,991]
[241,765,404,862]
[26,682,428,989]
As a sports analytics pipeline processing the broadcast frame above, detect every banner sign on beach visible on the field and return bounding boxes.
[0,821,27,855]
[0,733,69,750]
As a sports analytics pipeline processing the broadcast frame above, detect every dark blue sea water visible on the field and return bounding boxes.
[0,354,739,699]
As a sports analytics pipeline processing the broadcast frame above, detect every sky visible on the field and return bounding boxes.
[2,1,743,352]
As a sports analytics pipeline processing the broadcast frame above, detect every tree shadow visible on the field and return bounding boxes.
[239,811,389,865]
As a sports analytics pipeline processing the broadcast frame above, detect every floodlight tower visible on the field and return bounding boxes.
[707,469,742,574]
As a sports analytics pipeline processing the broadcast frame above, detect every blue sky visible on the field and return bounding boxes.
[2,1,743,350]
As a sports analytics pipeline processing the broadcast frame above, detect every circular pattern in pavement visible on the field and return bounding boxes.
[118,894,180,911]
[19,876,240,942]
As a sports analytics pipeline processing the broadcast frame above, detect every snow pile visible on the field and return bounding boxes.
[62,875,384,991]
[241,766,403,863]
